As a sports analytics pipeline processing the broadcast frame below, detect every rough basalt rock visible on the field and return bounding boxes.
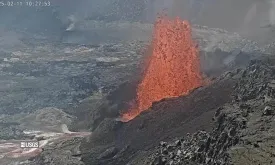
[148,58,275,165]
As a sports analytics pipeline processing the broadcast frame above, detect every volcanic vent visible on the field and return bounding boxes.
[122,16,203,121]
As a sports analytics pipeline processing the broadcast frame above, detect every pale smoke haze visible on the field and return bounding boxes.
[243,3,257,27]
[0,0,274,44]
[270,0,275,25]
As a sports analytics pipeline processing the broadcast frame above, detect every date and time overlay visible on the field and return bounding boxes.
[0,0,51,7]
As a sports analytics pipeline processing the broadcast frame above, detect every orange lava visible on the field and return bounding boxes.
[121,16,203,122]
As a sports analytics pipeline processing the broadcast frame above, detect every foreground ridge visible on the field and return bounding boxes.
[149,58,275,165]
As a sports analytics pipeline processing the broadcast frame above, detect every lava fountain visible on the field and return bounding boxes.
[121,16,203,122]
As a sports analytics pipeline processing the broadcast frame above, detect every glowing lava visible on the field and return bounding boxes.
[121,16,203,122]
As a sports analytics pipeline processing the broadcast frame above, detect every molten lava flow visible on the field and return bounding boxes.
[121,16,203,122]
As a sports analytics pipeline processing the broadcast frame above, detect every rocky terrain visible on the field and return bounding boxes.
[75,55,275,165]
[0,31,144,115]
[0,25,146,136]
[0,19,274,165]
[0,24,145,164]
[22,24,274,165]
[148,57,275,165]
[0,0,275,164]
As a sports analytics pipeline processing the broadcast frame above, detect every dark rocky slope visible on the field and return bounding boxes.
[80,78,235,165]
[76,54,275,165]
[148,57,275,165]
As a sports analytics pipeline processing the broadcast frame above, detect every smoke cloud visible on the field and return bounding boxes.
[0,0,274,44]
[270,0,275,25]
